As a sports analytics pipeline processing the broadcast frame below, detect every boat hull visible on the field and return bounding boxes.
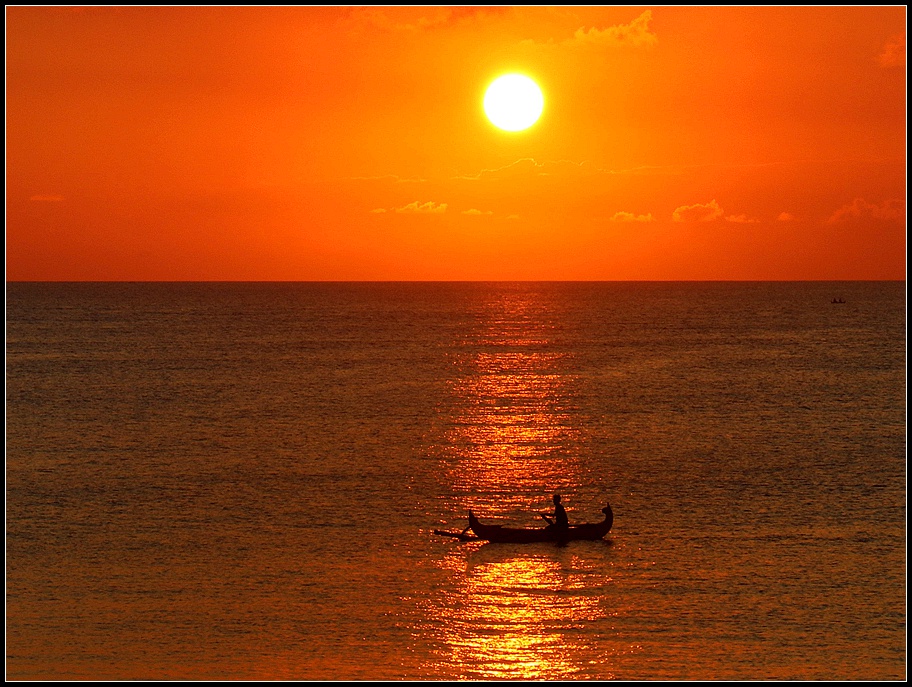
[468,507,612,544]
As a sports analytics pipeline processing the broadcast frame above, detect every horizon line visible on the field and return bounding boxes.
[6,278,906,284]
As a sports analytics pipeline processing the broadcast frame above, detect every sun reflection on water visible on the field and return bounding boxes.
[442,290,586,515]
[420,287,619,680]
[420,549,617,680]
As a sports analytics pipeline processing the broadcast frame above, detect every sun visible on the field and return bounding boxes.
[483,74,544,132]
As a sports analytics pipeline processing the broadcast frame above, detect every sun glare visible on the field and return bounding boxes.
[483,74,544,132]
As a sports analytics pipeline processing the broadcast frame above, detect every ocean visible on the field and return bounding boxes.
[5,281,906,680]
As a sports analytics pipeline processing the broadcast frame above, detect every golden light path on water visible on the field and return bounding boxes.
[420,287,625,680]
[444,290,583,513]
[446,350,578,503]
[425,550,622,680]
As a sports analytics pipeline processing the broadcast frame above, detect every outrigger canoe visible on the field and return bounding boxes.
[465,502,613,544]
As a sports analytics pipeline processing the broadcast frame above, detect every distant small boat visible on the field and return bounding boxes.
[465,502,614,544]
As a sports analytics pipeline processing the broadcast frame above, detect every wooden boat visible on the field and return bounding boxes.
[467,502,613,544]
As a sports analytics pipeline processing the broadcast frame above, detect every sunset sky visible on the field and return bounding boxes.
[6,6,906,280]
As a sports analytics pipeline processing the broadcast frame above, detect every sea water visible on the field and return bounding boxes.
[5,281,906,680]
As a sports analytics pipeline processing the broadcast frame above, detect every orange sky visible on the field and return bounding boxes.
[6,6,907,280]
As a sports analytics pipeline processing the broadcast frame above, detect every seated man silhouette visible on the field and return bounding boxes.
[540,494,569,530]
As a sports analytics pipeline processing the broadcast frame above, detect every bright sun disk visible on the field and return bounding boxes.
[483,74,544,132]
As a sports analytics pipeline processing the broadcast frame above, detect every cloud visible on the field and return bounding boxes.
[672,200,724,223]
[369,208,387,213]
[349,174,427,183]
[455,157,724,183]
[350,7,508,33]
[454,157,545,181]
[878,33,906,68]
[455,157,597,181]
[520,11,657,51]
[567,10,658,49]
[672,202,758,224]
[610,211,655,223]
[29,194,65,202]
[350,8,438,32]
[394,200,448,214]
[724,214,760,224]
[826,198,905,224]
[462,208,493,216]
[456,158,760,183]
[444,7,510,25]
[777,212,795,222]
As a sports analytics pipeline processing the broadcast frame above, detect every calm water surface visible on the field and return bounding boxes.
[6,282,906,680]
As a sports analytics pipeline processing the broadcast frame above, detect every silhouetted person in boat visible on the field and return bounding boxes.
[541,494,569,530]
